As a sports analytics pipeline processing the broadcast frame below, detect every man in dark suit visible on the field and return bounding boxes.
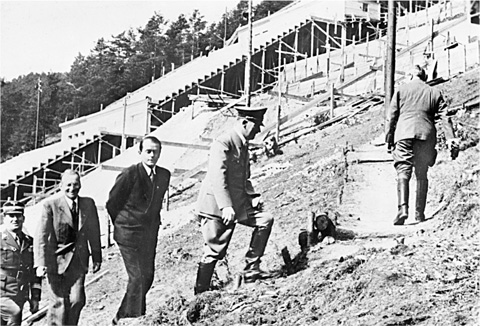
[1,200,41,326]
[106,136,171,325]
[194,107,274,294]
[34,169,102,326]
[385,65,457,225]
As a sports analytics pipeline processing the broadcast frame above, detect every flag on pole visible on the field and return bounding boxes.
[35,78,42,93]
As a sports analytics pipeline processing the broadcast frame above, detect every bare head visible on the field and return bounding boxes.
[61,169,81,200]
[139,136,162,168]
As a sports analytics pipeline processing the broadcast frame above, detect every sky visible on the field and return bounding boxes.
[0,0,247,81]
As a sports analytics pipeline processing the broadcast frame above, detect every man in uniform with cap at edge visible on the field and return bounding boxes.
[0,200,41,325]
[194,106,274,294]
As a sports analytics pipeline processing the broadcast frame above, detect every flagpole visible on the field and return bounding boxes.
[34,78,41,149]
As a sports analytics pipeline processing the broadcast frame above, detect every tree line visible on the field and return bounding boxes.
[0,1,292,162]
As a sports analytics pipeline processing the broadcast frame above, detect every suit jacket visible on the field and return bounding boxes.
[196,129,258,222]
[34,193,102,275]
[106,163,171,247]
[385,79,454,143]
[1,226,41,299]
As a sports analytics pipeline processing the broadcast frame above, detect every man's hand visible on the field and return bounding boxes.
[92,262,101,273]
[385,133,394,153]
[36,266,47,278]
[221,207,235,225]
[29,298,40,314]
[251,196,263,210]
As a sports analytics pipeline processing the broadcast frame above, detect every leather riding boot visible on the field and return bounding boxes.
[415,179,428,222]
[194,261,216,295]
[394,178,409,225]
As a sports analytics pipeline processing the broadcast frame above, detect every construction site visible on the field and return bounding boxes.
[1,0,479,325]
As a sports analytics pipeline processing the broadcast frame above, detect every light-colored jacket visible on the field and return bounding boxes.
[196,129,258,222]
[385,79,454,143]
[34,193,102,275]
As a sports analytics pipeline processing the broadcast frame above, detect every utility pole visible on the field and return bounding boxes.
[121,93,131,152]
[244,0,253,107]
[385,0,397,116]
[34,78,42,149]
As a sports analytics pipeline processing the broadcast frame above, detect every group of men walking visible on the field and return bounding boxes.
[1,65,456,325]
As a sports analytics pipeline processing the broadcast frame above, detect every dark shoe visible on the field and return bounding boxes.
[415,179,428,222]
[394,178,409,226]
[394,205,408,225]
[194,261,216,295]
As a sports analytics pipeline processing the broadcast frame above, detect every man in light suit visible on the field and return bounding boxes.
[385,65,457,225]
[194,107,274,295]
[106,136,170,325]
[1,200,41,326]
[35,169,102,326]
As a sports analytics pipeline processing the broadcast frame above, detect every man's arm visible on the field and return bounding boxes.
[385,90,400,151]
[34,202,54,276]
[106,167,134,222]
[87,198,102,272]
[209,139,236,225]
[436,92,458,158]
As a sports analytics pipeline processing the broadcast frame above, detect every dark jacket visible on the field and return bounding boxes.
[34,194,102,275]
[106,163,171,247]
[1,226,41,300]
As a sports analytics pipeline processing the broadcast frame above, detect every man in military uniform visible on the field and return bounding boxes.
[0,200,41,326]
[194,107,274,294]
[385,65,457,225]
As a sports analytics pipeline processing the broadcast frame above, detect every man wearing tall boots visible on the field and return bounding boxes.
[106,136,171,325]
[1,200,41,326]
[35,169,102,325]
[194,107,274,294]
[385,65,457,225]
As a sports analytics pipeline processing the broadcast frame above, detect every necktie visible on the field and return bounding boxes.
[14,233,22,248]
[149,169,155,183]
[72,201,78,230]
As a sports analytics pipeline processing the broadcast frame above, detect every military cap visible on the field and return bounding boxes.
[236,106,267,126]
[2,199,25,215]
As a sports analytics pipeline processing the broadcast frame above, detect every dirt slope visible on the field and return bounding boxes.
[30,70,479,326]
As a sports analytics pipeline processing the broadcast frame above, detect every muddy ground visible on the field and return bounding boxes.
[31,69,479,326]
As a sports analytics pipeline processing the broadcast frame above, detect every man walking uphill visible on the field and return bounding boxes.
[106,136,170,325]
[385,65,457,226]
[194,107,274,294]
[35,169,102,326]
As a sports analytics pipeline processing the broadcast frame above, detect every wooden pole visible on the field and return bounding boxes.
[121,95,128,152]
[261,48,265,88]
[385,0,396,117]
[294,30,298,81]
[310,21,315,57]
[34,79,41,149]
[330,83,335,118]
[326,45,331,79]
[447,31,451,77]
[244,0,253,106]
[277,41,282,142]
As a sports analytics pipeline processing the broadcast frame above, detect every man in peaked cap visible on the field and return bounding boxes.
[194,106,274,294]
[1,200,41,326]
